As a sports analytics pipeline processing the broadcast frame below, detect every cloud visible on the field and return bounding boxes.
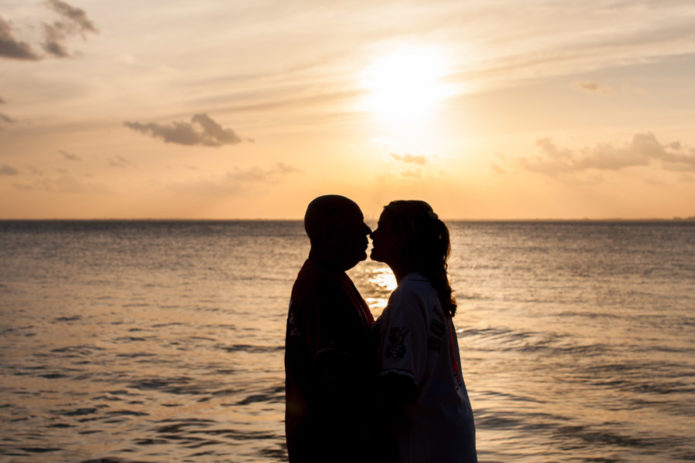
[518,133,695,176]
[124,113,250,147]
[0,164,19,176]
[491,153,508,174]
[46,0,97,35]
[169,163,300,196]
[401,169,422,179]
[0,17,40,60]
[108,155,135,168]
[491,162,507,174]
[13,174,109,193]
[1,1,97,61]
[42,0,98,58]
[573,81,613,94]
[391,153,427,165]
[0,96,6,103]
[41,23,71,57]
[0,113,15,123]
[59,150,81,161]
[226,163,301,183]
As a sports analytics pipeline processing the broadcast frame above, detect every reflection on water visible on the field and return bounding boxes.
[1,220,694,462]
[358,265,397,315]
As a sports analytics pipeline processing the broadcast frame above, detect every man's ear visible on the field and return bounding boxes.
[322,227,340,250]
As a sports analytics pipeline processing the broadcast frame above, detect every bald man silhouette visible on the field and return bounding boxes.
[285,195,379,463]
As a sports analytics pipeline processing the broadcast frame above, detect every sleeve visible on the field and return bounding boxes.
[300,274,350,356]
[290,271,344,354]
[379,285,428,386]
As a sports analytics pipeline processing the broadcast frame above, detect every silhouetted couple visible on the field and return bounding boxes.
[285,195,477,463]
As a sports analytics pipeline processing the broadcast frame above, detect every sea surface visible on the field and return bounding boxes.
[1,220,694,463]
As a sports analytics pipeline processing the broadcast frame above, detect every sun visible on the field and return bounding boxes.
[360,46,451,125]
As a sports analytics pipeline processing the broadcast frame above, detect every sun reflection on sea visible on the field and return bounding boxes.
[350,263,397,318]
[369,266,397,292]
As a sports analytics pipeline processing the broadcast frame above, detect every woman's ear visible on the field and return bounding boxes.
[395,228,408,248]
[400,228,409,245]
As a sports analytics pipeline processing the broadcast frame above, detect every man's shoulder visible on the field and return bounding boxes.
[291,262,353,303]
[294,263,341,289]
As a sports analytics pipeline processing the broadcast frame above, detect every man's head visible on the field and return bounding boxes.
[304,195,371,271]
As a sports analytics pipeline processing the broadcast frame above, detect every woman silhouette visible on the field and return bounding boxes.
[371,200,477,463]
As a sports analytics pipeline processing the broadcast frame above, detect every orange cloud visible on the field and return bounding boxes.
[518,133,695,177]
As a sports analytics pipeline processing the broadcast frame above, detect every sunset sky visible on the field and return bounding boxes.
[2,0,694,219]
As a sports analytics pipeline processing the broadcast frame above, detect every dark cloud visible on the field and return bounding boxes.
[0,17,40,60]
[42,22,71,57]
[41,0,98,58]
[0,113,15,123]
[518,133,695,176]
[46,0,98,35]
[124,113,250,147]
[391,153,427,165]
[59,150,81,161]
[2,1,97,61]
[0,164,19,176]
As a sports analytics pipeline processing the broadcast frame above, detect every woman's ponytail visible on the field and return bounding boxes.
[384,201,457,318]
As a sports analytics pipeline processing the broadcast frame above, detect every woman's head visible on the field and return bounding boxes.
[371,200,457,317]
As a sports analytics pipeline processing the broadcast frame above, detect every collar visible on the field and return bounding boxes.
[400,272,429,283]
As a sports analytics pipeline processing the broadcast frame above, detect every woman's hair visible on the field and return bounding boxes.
[383,200,457,318]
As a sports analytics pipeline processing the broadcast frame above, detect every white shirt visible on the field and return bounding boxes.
[376,273,477,463]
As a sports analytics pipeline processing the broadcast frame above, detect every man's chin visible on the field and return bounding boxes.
[345,250,368,270]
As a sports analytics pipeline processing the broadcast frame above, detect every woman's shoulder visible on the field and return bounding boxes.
[389,273,437,308]
[397,273,435,292]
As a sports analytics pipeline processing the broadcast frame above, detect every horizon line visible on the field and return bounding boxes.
[1,217,694,222]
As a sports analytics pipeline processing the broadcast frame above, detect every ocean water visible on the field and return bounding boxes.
[1,220,694,463]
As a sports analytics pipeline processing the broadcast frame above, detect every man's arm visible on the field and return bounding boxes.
[310,276,364,404]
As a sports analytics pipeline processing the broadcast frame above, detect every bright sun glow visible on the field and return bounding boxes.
[361,46,451,124]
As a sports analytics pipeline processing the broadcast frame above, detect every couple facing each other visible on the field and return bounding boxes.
[285,195,477,463]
